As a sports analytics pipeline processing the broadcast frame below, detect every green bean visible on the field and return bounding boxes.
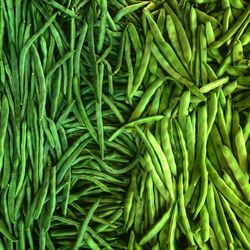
[72,199,100,250]
[147,129,174,200]
[88,227,112,250]
[213,188,234,245]
[196,8,220,24]
[0,218,16,242]
[232,40,243,64]
[129,31,152,99]
[114,2,149,22]
[56,101,75,127]
[241,222,250,244]
[243,111,250,141]
[217,104,231,147]
[130,78,164,121]
[124,172,137,228]
[50,69,62,119]
[144,1,161,11]
[200,205,209,242]
[192,105,208,218]
[167,202,178,250]
[185,116,195,172]
[114,28,126,74]
[57,139,91,184]
[84,232,101,250]
[74,23,88,77]
[166,14,185,64]
[152,184,160,221]
[146,175,155,226]
[200,76,229,93]
[206,158,250,216]
[96,208,123,233]
[102,60,114,96]
[160,113,177,176]
[223,170,244,200]
[206,182,227,249]
[102,94,125,123]
[193,231,210,250]
[142,153,168,201]
[163,2,192,63]
[42,166,56,232]
[124,31,134,104]
[151,43,206,101]
[232,203,250,232]
[0,6,4,59]
[216,53,232,78]
[144,9,191,80]
[127,22,142,74]
[141,9,148,35]
[209,226,220,250]
[5,0,15,43]
[231,109,241,154]
[75,175,110,192]
[97,0,107,52]
[73,76,97,142]
[157,8,166,34]
[46,0,79,18]
[203,62,217,82]
[139,204,173,245]
[109,115,164,142]
[220,194,250,249]
[14,178,27,222]
[221,145,250,202]
[208,128,224,168]
[127,231,135,250]
[66,15,74,102]
[7,170,17,225]
[96,63,105,158]
[233,91,250,108]
[1,135,11,191]
[223,80,237,96]
[241,26,250,45]
[17,219,25,250]
[96,30,114,64]
[39,36,47,70]
[33,167,50,221]
[231,0,245,10]
[222,7,231,35]
[147,85,163,118]
[193,25,202,86]
[92,154,139,175]
[210,5,250,49]
[19,13,57,101]
[178,174,195,245]
[234,126,248,175]
[200,26,207,85]
[1,187,11,239]
[190,5,197,76]
[60,167,71,216]
[46,50,75,81]
[0,95,9,174]
[134,197,144,234]
[14,121,27,195]
[106,11,117,31]
[174,120,189,192]
[32,43,47,120]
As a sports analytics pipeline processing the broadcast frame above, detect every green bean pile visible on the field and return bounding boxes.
[0,0,250,249]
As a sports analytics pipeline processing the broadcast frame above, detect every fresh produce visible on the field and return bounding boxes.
[0,0,250,249]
